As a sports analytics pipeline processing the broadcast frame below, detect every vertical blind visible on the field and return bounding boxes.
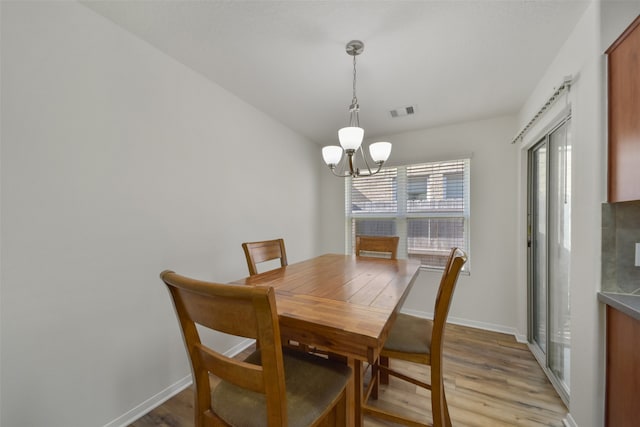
[347,158,470,270]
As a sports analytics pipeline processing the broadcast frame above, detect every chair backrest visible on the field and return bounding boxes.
[355,235,400,259]
[160,270,288,426]
[242,238,288,276]
[431,247,467,354]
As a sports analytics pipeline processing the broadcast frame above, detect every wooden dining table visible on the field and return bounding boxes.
[231,253,422,427]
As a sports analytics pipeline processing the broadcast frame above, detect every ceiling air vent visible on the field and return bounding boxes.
[389,105,416,118]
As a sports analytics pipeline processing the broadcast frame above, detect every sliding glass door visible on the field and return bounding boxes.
[528,117,571,403]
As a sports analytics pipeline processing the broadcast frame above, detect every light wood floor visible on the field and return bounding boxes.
[130,324,567,427]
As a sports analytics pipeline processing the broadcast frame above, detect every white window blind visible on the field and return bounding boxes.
[346,158,470,270]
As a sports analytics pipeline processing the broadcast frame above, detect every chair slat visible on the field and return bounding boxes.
[242,239,288,276]
[197,344,265,393]
[355,235,399,259]
[176,288,259,339]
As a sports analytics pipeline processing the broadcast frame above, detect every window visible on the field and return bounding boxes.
[346,158,470,270]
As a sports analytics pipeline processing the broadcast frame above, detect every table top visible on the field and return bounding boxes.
[232,254,422,361]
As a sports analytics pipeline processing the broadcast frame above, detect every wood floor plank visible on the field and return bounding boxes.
[130,324,567,427]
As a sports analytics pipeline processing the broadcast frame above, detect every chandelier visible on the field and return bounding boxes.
[322,40,392,178]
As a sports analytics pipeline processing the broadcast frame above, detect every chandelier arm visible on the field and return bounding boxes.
[328,167,354,178]
[326,150,356,178]
[358,145,376,175]
[349,110,359,127]
[353,162,384,177]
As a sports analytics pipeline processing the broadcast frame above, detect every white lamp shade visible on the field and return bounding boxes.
[322,145,344,166]
[369,142,392,163]
[338,127,364,151]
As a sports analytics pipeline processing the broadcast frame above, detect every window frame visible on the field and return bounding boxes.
[345,158,471,272]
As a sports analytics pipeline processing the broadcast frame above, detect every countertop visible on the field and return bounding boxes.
[598,292,640,321]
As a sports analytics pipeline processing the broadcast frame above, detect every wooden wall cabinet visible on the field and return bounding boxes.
[607,16,640,203]
[605,306,640,427]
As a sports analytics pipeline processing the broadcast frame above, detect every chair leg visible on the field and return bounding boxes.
[431,387,444,427]
[443,390,452,427]
[370,360,379,400]
[379,355,389,385]
[334,389,347,427]
[317,389,347,427]
[364,360,444,427]
[430,366,449,427]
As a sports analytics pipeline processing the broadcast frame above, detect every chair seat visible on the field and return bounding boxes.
[384,313,433,354]
[212,348,351,427]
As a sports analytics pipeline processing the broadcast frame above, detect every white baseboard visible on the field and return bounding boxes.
[224,338,256,359]
[103,374,193,427]
[563,413,578,427]
[106,314,528,427]
[104,338,255,427]
[401,308,527,343]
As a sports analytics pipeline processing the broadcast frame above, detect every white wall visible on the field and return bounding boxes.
[320,116,521,335]
[515,2,640,426]
[0,2,3,423]
[0,2,320,426]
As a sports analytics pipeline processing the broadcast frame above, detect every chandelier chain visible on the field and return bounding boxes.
[352,54,358,106]
[349,53,360,128]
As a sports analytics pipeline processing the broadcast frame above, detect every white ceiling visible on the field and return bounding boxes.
[82,0,590,146]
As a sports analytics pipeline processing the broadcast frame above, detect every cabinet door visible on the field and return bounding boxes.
[605,307,640,426]
[607,16,640,202]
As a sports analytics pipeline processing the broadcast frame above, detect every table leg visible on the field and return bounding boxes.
[347,358,363,427]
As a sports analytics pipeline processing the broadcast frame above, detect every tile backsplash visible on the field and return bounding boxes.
[602,200,640,294]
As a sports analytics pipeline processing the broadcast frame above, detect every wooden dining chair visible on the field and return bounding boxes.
[363,247,467,427]
[355,235,399,259]
[242,238,288,276]
[160,270,352,427]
